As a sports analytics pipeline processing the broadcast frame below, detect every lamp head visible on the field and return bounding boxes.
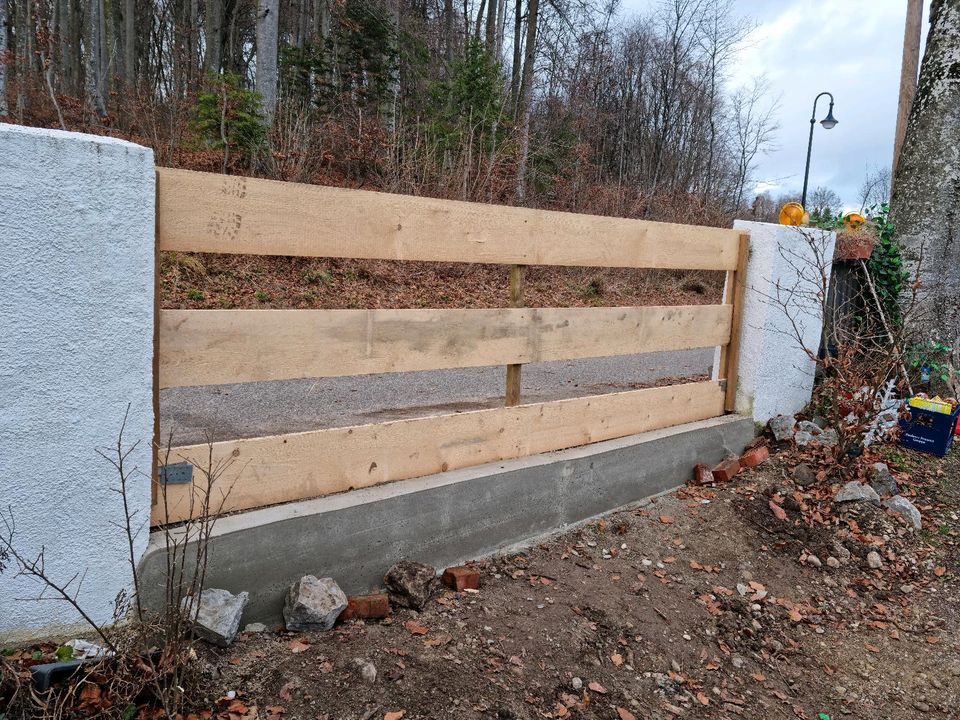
[820,105,838,130]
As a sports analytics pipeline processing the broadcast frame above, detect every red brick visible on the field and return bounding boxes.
[441,565,481,591]
[340,593,391,621]
[740,445,769,468]
[691,463,714,485]
[712,457,741,483]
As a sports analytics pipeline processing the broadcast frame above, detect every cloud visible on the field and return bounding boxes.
[619,0,928,208]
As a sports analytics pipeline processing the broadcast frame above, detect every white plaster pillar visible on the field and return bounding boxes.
[0,125,155,642]
[723,220,836,424]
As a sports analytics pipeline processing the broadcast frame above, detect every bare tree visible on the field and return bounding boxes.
[891,0,960,339]
[0,0,8,116]
[255,0,279,125]
[729,77,780,210]
[857,166,891,209]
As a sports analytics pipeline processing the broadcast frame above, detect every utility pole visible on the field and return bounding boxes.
[892,0,923,180]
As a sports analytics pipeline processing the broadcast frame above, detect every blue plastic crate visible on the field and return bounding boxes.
[898,403,960,457]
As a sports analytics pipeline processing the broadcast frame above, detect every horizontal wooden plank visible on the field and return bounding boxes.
[152,380,725,523]
[156,167,739,270]
[159,304,733,388]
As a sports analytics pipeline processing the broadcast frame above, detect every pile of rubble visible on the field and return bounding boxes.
[184,561,481,647]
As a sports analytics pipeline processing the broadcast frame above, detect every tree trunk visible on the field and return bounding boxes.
[485,0,496,50]
[443,0,453,67]
[509,0,521,112]
[893,0,923,179]
[124,0,134,87]
[255,0,278,125]
[86,0,107,118]
[0,0,7,116]
[204,0,223,75]
[891,0,960,338]
[514,0,537,204]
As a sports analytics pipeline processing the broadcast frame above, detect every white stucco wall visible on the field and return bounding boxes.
[728,220,836,423]
[0,125,155,643]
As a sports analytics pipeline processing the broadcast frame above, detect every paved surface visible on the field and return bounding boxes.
[160,348,714,445]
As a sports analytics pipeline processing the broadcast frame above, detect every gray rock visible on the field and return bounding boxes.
[869,463,899,497]
[570,677,583,691]
[243,622,267,634]
[796,420,823,435]
[384,561,437,609]
[834,481,881,506]
[353,658,378,684]
[794,431,815,447]
[826,556,841,569]
[818,428,839,447]
[883,495,922,529]
[769,414,796,441]
[181,588,249,647]
[283,575,348,631]
[806,554,822,568]
[792,463,817,488]
[832,540,852,561]
[867,551,883,569]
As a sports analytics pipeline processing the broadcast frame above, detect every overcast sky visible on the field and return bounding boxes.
[619,0,928,210]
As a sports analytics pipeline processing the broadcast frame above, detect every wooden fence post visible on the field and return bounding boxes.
[505,264,526,406]
[721,232,749,412]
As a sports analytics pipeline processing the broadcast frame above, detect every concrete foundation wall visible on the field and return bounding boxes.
[138,415,754,625]
[729,220,836,423]
[0,125,155,643]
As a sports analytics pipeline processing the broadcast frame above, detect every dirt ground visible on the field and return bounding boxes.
[192,444,960,720]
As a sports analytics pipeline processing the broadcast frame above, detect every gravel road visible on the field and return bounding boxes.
[160,348,714,445]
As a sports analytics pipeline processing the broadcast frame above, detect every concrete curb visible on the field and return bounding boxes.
[138,414,755,624]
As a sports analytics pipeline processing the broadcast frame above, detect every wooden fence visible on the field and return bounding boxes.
[152,168,748,525]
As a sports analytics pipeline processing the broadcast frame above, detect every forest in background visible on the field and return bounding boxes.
[0,0,791,226]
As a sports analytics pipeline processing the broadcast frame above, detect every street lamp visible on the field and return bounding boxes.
[800,91,838,208]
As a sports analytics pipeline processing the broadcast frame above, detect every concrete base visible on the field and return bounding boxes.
[138,415,754,624]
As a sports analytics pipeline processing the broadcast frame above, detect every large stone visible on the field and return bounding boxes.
[817,428,839,447]
[384,561,437,609]
[769,415,797,442]
[883,495,922,530]
[834,481,881,506]
[283,576,347,631]
[869,463,899,497]
[181,588,249,647]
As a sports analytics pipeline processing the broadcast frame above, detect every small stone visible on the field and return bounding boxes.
[283,576,348,631]
[867,551,883,570]
[834,481,881,506]
[818,429,839,447]
[670,660,681,673]
[181,588,249,647]
[794,431,815,447]
[883,495,922,529]
[792,463,817,488]
[769,414,796,441]
[571,677,583,691]
[731,656,745,669]
[832,541,851,561]
[806,554,822,568]
[796,420,822,436]
[869,463,899,497]
[384,561,437,609]
[900,584,915,594]
[826,557,840,569]
[352,658,377,684]
[243,622,267,634]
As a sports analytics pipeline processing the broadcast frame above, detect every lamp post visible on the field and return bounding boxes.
[800,91,838,208]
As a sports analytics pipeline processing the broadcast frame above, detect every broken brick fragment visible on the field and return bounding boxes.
[441,565,481,592]
[712,457,740,483]
[340,593,391,621]
[692,463,714,485]
[740,445,770,468]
